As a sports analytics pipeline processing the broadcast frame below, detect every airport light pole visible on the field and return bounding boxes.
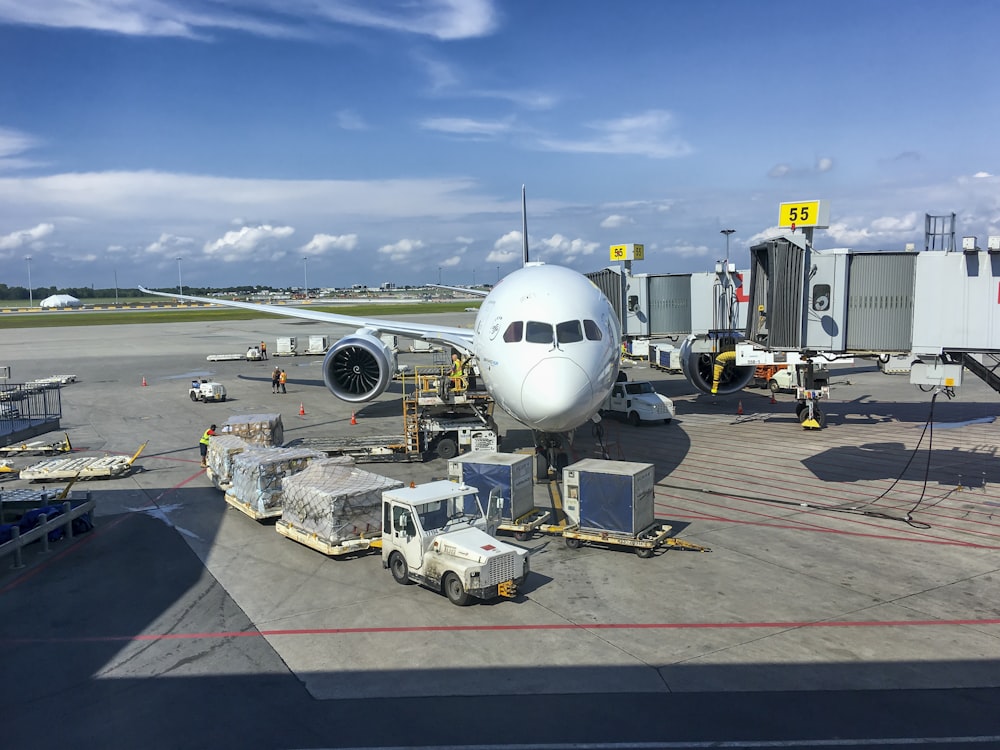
[496,265,500,283]
[176,257,183,295]
[438,266,442,285]
[303,256,308,297]
[720,229,735,266]
[25,255,32,307]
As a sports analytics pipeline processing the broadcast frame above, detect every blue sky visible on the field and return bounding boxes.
[1,0,999,291]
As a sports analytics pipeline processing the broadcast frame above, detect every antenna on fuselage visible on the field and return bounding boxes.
[521,184,529,266]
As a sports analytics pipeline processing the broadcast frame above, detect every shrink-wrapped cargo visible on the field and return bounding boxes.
[205,434,253,490]
[280,460,403,544]
[219,413,284,447]
[224,446,324,518]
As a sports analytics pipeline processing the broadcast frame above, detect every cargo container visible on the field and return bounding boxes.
[447,452,548,539]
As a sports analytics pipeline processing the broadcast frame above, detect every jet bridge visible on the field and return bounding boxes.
[743,235,1000,393]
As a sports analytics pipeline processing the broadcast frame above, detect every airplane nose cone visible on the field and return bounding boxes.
[520,357,594,432]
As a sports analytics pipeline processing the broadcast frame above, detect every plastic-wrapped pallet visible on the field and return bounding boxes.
[280,460,404,545]
[205,434,253,491]
[224,446,324,518]
[219,413,284,447]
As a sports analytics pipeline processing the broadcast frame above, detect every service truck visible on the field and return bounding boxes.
[188,378,227,402]
[753,363,828,392]
[382,480,530,605]
[601,379,675,425]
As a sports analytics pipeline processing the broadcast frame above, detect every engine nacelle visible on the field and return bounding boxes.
[322,330,397,403]
[679,334,755,395]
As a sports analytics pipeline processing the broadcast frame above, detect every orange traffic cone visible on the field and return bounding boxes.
[350,411,357,425]
[142,375,147,387]
[769,394,777,405]
[737,400,744,415]
[299,402,305,416]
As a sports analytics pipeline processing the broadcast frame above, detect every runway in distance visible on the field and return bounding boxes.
[139,191,622,466]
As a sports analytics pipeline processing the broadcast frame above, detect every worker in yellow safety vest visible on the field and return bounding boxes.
[450,353,466,392]
[199,424,216,467]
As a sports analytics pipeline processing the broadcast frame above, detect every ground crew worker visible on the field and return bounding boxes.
[450,353,465,392]
[279,369,287,394]
[199,424,216,467]
[260,341,267,360]
[272,367,280,393]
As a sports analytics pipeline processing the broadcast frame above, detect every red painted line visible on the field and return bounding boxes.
[4,617,1000,645]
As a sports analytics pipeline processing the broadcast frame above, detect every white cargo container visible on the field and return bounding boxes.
[275,336,297,356]
[305,335,329,355]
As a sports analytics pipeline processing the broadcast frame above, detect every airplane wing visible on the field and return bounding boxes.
[429,284,489,298]
[137,287,476,353]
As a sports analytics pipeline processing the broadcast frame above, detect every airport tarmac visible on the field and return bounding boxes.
[2,315,1000,749]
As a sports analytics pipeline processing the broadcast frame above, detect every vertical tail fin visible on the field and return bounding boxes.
[521,184,529,266]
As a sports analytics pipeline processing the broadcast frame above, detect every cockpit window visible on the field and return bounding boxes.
[525,321,553,344]
[503,321,523,343]
[556,320,583,343]
[583,319,603,341]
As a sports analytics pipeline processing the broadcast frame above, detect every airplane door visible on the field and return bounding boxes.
[390,503,423,570]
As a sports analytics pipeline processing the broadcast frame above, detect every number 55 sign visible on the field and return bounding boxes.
[778,200,830,229]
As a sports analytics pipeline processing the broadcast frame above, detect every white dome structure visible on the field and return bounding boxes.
[39,294,82,308]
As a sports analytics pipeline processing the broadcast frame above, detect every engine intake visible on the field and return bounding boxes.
[679,334,755,395]
[322,331,397,403]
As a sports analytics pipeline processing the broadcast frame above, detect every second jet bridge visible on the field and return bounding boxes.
[744,235,1000,392]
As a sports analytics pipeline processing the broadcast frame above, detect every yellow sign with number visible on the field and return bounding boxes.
[778,200,830,228]
[610,243,644,261]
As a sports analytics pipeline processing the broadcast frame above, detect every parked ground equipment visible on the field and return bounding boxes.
[560,458,709,557]
[295,365,498,462]
[20,442,147,481]
[189,378,227,402]
[381,480,530,605]
[601,378,675,425]
[0,433,72,457]
[448,451,548,540]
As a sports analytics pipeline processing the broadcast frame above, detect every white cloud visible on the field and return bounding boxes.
[535,233,599,263]
[0,126,43,170]
[440,255,462,267]
[537,110,692,159]
[377,238,425,262]
[204,224,295,262]
[974,171,994,179]
[336,109,367,131]
[493,230,523,255]
[600,214,632,229]
[0,223,54,251]
[0,0,500,40]
[816,157,834,172]
[144,232,195,256]
[486,248,518,263]
[420,116,513,137]
[769,157,835,179]
[300,233,358,254]
[455,235,474,245]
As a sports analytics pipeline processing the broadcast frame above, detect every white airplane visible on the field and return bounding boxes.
[139,190,621,468]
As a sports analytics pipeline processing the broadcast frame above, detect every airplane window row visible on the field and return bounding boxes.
[503,319,603,344]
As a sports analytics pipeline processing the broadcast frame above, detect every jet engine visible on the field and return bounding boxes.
[322,330,397,403]
[679,334,755,395]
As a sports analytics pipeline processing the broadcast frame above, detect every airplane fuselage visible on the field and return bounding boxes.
[472,263,621,433]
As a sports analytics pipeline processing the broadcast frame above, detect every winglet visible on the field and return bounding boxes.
[521,184,529,266]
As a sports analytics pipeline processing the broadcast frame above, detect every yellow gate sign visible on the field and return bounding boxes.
[778,200,830,229]
[610,243,644,261]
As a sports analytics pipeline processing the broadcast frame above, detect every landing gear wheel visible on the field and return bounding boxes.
[635,546,654,558]
[564,536,582,549]
[798,405,826,429]
[514,531,531,542]
[435,438,458,460]
[443,572,471,606]
[628,411,641,426]
[389,552,412,585]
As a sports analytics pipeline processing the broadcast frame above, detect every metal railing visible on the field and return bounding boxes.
[0,495,96,569]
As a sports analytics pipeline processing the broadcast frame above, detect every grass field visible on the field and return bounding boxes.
[0,302,476,329]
